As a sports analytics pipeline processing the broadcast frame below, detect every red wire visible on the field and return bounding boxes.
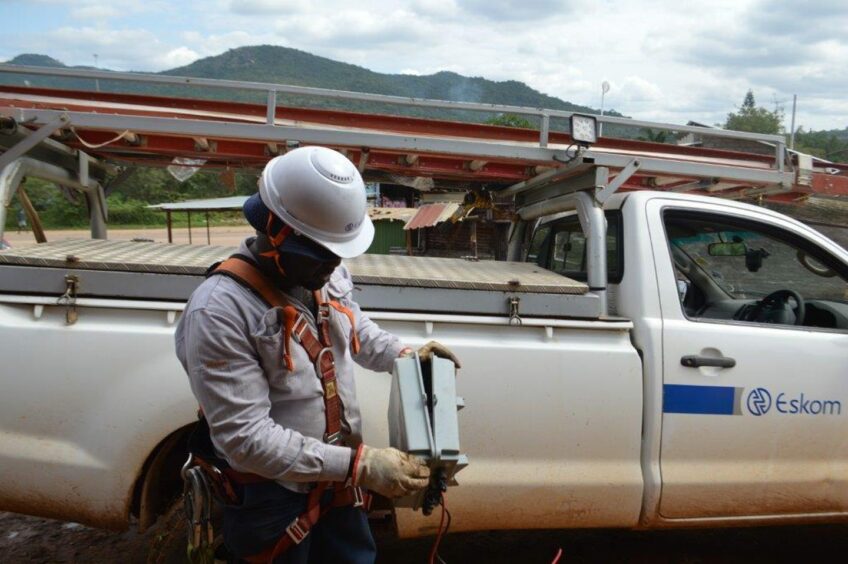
[551,547,563,564]
[428,493,448,564]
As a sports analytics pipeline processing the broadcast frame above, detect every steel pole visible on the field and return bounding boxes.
[600,90,605,137]
[789,94,797,150]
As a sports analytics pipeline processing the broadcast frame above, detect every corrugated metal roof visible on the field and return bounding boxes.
[404,203,461,230]
[368,207,417,223]
[148,196,249,211]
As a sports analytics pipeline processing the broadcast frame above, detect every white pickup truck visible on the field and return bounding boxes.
[0,66,847,540]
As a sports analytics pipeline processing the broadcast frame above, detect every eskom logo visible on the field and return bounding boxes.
[746,388,772,416]
[745,388,842,416]
[776,393,842,415]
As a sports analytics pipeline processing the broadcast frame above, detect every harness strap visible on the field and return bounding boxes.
[291,314,343,443]
[208,256,367,561]
[213,256,352,445]
[243,482,371,564]
[213,257,289,309]
[328,300,362,355]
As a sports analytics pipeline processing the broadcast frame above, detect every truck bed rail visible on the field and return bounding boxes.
[0,239,596,318]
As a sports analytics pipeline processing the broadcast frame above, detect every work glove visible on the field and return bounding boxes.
[401,341,462,368]
[352,445,430,498]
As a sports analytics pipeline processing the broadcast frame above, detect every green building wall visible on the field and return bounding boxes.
[367,219,407,254]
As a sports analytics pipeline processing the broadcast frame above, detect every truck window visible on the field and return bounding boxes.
[528,213,622,283]
[527,224,551,264]
[664,210,848,331]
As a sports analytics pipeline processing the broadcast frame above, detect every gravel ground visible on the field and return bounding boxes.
[2,510,848,563]
[3,225,254,249]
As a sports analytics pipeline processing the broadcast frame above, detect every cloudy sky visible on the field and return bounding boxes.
[2,0,847,131]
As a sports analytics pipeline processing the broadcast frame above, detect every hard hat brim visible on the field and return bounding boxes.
[312,215,374,259]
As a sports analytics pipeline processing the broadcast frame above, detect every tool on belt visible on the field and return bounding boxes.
[181,255,370,564]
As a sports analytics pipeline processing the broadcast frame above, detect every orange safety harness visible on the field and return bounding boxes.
[188,255,370,564]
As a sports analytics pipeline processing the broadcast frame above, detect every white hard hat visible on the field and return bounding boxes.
[258,146,374,258]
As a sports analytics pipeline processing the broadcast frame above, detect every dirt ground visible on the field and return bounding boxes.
[3,225,254,249]
[2,510,848,563]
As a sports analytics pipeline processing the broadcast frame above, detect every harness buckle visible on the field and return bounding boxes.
[285,518,309,544]
[352,486,365,508]
[315,347,335,367]
[293,316,309,342]
[324,431,342,445]
[315,348,336,380]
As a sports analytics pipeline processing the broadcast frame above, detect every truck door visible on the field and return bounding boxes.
[647,199,848,519]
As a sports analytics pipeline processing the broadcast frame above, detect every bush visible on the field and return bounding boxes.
[105,195,165,226]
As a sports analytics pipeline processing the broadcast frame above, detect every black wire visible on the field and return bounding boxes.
[554,143,580,165]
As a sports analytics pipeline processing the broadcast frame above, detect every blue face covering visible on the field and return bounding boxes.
[243,192,339,262]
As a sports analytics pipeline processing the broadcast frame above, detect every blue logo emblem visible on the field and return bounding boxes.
[747,388,772,416]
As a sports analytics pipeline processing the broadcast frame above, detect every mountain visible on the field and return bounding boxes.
[7,54,66,67]
[1,45,621,123]
[164,45,612,115]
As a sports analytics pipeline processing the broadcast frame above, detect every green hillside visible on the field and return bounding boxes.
[2,45,620,125]
[163,45,609,115]
[7,54,66,67]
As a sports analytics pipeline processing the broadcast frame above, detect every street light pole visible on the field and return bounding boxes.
[600,81,610,137]
[789,94,797,150]
[93,54,100,92]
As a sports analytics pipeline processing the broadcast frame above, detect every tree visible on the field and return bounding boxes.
[485,113,535,129]
[724,90,784,134]
[793,127,848,163]
[637,128,669,143]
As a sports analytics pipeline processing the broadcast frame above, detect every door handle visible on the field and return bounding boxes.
[681,355,736,368]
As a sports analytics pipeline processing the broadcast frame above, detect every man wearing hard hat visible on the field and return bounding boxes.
[176,146,458,563]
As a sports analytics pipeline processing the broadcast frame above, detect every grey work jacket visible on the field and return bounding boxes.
[175,240,405,493]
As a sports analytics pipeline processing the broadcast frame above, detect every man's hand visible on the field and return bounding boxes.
[400,341,461,368]
[351,445,430,498]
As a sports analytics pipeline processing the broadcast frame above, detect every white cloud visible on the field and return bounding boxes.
[161,47,200,68]
[66,0,171,20]
[407,0,460,19]
[70,3,122,20]
[38,26,188,71]
[226,0,305,14]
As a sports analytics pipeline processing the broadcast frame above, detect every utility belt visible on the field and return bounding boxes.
[183,256,368,564]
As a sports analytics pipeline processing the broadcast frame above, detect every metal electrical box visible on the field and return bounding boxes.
[388,354,468,511]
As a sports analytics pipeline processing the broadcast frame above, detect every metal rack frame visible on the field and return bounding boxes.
[0,63,809,192]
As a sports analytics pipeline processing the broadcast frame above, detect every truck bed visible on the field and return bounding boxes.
[0,239,600,318]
